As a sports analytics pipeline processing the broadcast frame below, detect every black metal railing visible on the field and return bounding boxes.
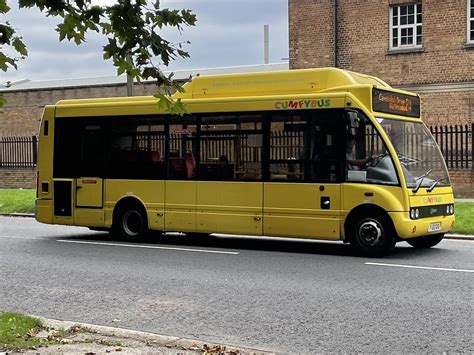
[430,124,473,170]
[0,136,37,168]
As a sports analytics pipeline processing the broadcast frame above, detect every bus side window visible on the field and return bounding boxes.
[200,114,262,182]
[269,113,305,182]
[109,118,166,179]
[168,117,198,180]
[81,124,105,176]
[306,110,344,183]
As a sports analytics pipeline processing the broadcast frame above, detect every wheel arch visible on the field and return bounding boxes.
[344,204,398,243]
[112,196,148,228]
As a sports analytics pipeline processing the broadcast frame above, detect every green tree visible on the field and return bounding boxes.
[0,0,196,112]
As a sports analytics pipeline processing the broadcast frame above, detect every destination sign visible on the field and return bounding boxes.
[372,88,420,118]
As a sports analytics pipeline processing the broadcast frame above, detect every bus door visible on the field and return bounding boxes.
[76,177,103,208]
[74,124,105,226]
[263,110,344,240]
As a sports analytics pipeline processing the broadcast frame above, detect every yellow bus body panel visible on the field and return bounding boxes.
[55,95,347,118]
[264,183,341,240]
[390,212,455,239]
[342,184,406,213]
[105,180,165,230]
[35,106,55,224]
[36,199,53,224]
[196,182,263,235]
[165,181,197,232]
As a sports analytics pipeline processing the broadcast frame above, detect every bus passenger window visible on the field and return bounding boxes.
[269,114,305,181]
[200,114,262,181]
[168,118,197,180]
[109,118,166,180]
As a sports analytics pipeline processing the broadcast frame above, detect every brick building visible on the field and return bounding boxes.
[289,0,474,126]
[289,0,473,196]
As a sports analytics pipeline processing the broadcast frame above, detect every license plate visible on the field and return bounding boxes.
[428,222,441,232]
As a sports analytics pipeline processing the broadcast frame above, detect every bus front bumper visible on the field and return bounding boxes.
[389,212,455,240]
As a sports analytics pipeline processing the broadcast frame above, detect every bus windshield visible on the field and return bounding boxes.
[377,118,450,189]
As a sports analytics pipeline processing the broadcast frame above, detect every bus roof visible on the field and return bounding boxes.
[56,68,392,106]
[173,67,391,99]
[55,68,421,120]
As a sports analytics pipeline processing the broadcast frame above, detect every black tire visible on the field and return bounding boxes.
[349,213,396,257]
[406,233,444,249]
[113,204,149,242]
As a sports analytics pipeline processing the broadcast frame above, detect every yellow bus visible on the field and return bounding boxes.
[35,68,455,256]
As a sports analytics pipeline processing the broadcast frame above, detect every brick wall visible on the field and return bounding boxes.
[289,0,335,68]
[449,170,474,198]
[420,91,473,126]
[0,82,160,137]
[0,169,36,189]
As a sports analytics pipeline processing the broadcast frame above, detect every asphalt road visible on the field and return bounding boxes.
[0,216,472,352]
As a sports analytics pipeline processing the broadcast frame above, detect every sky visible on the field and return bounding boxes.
[1,0,289,83]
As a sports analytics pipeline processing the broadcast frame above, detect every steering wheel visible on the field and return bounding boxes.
[366,154,386,167]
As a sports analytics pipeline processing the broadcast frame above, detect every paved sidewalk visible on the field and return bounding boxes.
[23,316,272,354]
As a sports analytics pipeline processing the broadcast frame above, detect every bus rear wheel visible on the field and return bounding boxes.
[350,213,396,257]
[114,204,149,242]
[406,233,444,249]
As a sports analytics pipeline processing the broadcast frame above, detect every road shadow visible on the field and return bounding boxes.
[54,230,454,259]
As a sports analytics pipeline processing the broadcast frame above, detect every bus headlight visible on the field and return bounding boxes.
[410,208,420,220]
[446,204,454,215]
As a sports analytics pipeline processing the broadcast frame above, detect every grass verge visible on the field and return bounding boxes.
[0,312,44,351]
[0,189,35,214]
[451,202,474,235]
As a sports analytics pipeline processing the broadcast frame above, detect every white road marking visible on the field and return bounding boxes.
[0,235,45,240]
[56,239,240,255]
[366,262,474,273]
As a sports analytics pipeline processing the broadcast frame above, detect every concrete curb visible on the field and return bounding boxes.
[37,316,273,354]
[444,233,474,241]
[0,212,34,217]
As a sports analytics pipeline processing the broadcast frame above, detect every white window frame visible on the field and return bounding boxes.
[468,0,474,44]
[389,3,423,50]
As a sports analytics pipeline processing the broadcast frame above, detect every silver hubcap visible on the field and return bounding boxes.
[358,220,383,246]
[122,210,143,236]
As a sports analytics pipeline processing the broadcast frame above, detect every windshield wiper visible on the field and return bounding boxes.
[426,177,448,193]
[412,169,432,193]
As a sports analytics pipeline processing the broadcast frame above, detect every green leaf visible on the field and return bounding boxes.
[0,52,16,71]
[0,94,7,107]
[12,37,28,56]
[0,0,10,14]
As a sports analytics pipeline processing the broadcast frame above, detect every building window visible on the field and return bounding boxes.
[468,0,474,43]
[390,3,422,50]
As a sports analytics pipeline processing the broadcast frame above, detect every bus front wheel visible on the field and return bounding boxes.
[350,213,396,257]
[114,204,149,242]
[406,233,444,249]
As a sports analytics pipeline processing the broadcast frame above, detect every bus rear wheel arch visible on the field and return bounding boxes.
[345,206,397,257]
[113,198,149,242]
